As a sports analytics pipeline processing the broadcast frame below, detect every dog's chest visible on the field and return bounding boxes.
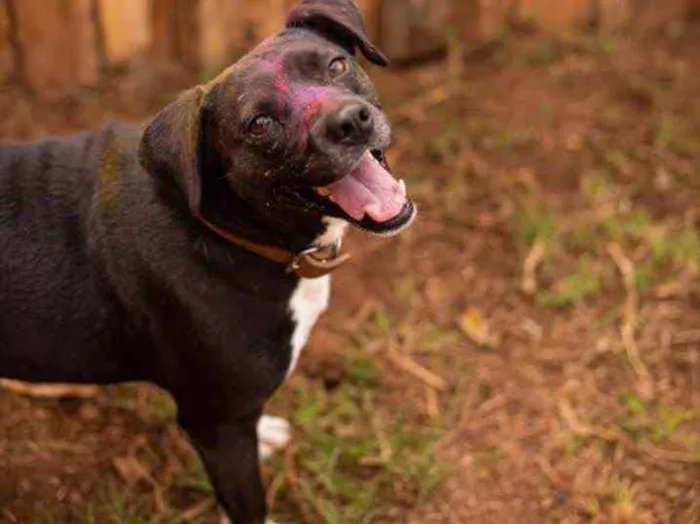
[286,275,330,376]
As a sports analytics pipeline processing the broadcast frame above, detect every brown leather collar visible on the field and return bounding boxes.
[200,218,351,279]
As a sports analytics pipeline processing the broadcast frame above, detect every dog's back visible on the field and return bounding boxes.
[0,130,144,383]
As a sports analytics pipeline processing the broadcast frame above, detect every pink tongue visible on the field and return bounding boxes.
[327,152,407,223]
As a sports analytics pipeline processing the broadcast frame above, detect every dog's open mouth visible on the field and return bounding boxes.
[302,150,416,235]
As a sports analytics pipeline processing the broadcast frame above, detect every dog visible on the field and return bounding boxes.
[0,1,415,522]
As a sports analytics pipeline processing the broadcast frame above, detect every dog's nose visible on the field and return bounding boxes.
[326,104,374,146]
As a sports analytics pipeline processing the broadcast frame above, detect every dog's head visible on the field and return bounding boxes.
[140,0,415,253]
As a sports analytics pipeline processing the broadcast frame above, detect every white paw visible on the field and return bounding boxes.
[257,415,291,460]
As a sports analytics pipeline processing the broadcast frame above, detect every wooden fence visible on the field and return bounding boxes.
[0,0,696,91]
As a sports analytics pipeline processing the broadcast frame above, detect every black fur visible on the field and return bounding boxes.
[0,1,396,522]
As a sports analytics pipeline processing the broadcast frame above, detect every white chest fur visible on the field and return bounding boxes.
[287,275,330,376]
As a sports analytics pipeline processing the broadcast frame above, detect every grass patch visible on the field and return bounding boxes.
[651,407,699,445]
[541,259,603,308]
[514,205,558,247]
[617,395,700,450]
[650,229,700,269]
[514,172,698,308]
[655,114,700,158]
[267,350,450,523]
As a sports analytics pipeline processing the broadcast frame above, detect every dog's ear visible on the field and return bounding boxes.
[139,87,206,217]
[286,0,389,67]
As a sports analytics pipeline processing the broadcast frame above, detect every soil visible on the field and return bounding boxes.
[0,27,699,524]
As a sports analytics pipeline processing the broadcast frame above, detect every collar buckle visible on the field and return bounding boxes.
[286,246,323,274]
[286,241,351,279]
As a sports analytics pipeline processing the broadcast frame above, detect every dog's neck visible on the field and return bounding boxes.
[201,187,347,255]
[313,217,349,252]
[192,209,349,286]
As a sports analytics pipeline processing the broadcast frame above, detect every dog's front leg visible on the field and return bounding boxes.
[179,407,268,524]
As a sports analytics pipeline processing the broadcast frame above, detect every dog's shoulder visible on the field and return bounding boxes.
[0,121,143,181]
[89,120,144,173]
[90,120,145,190]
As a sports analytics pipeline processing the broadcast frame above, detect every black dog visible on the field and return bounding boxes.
[0,1,415,522]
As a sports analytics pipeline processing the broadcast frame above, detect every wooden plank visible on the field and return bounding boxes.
[199,0,242,71]
[0,1,13,82]
[149,0,383,73]
[600,0,688,35]
[98,0,150,65]
[518,0,595,34]
[690,0,700,18]
[452,0,516,45]
[151,0,284,72]
[11,0,100,90]
[478,0,516,38]
[150,0,179,63]
[379,0,449,62]
[451,0,481,47]
[200,0,293,71]
[598,0,632,33]
[175,0,202,69]
[633,0,689,33]
[239,0,289,48]
[355,0,381,42]
[150,0,202,69]
[690,0,700,19]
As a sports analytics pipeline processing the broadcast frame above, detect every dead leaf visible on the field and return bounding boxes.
[182,499,215,522]
[458,307,498,348]
[113,456,152,487]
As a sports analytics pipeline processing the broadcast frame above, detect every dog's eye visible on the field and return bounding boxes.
[248,115,274,136]
[328,57,348,78]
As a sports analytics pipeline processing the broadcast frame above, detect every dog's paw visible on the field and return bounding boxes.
[257,415,292,460]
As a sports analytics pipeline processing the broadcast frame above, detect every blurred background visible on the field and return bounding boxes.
[0,0,698,522]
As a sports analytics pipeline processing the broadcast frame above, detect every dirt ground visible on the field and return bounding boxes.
[0,26,699,524]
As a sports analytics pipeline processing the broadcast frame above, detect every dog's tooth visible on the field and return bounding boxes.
[398,179,406,196]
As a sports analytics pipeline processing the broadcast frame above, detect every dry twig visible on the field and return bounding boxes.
[559,399,696,464]
[521,240,546,295]
[425,385,441,419]
[181,498,215,522]
[266,473,286,517]
[0,379,99,398]
[360,393,393,466]
[606,243,654,399]
[387,343,447,391]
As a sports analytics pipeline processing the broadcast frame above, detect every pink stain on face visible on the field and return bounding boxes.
[262,54,339,150]
[273,59,290,99]
[292,86,336,150]
[293,86,332,115]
